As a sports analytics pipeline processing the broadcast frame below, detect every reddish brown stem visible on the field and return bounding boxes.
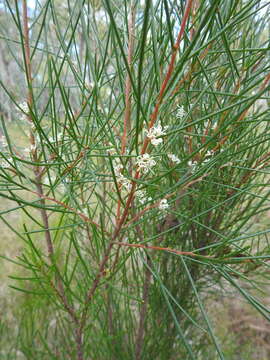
[117,3,136,223]
[77,0,194,345]
[146,0,194,133]
[113,242,201,257]
[22,0,32,101]
[28,188,105,231]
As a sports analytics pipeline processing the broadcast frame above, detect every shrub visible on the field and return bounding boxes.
[0,0,270,359]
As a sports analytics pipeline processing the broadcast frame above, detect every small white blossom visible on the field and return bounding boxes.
[0,160,10,169]
[159,198,169,211]
[151,137,163,146]
[146,123,168,146]
[188,160,198,173]
[49,132,64,142]
[136,190,152,204]
[188,160,197,167]
[18,101,29,121]
[201,150,214,165]
[112,158,132,191]
[82,207,88,216]
[206,150,214,157]
[168,153,180,164]
[136,154,156,173]
[0,158,12,168]
[19,101,29,114]
[107,142,118,155]
[176,105,186,119]
[44,175,56,185]
[113,163,123,176]
[117,174,132,191]
[136,190,146,201]
[88,81,95,88]
[0,137,8,148]
[30,144,37,151]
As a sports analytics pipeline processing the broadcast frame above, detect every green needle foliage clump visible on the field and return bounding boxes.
[0,0,270,359]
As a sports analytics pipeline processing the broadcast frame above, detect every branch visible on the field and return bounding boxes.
[22,2,82,359]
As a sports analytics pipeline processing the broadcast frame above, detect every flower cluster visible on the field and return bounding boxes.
[0,157,12,169]
[146,123,168,146]
[159,198,169,211]
[188,150,215,173]
[188,161,197,173]
[176,105,186,119]
[136,189,152,204]
[136,153,156,174]
[48,132,64,143]
[18,101,29,122]
[168,153,180,164]
[113,160,132,192]
[107,142,120,155]
[205,150,214,158]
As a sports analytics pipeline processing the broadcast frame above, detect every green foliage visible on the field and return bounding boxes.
[0,0,270,359]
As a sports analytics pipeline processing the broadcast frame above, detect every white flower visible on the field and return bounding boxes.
[30,144,37,151]
[117,174,132,191]
[201,150,214,165]
[48,132,64,143]
[44,175,56,185]
[82,207,88,216]
[0,158,12,168]
[0,160,10,169]
[136,190,152,204]
[176,105,186,119]
[168,153,180,164]
[0,137,8,148]
[19,101,29,114]
[136,154,156,173]
[159,198,169,211]
[112,158,132,191]
[107,142,118,155]
[206,150,214,157]
[188,160,198,173]
[18,101,29,122]
[146,123,168,146]
[188,160,196,166]
[151,137,163,146]
[136,190,146,200]
[113,163,123,176]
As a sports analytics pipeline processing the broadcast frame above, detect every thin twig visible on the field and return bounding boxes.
[22,2,83,359]
[117,2,136,223]
[134,226,152,360]
[121,2,136,155]
[113,242,201,257]
[77,0,194,343]
[213,72,270,152]
[28,188,105,231]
